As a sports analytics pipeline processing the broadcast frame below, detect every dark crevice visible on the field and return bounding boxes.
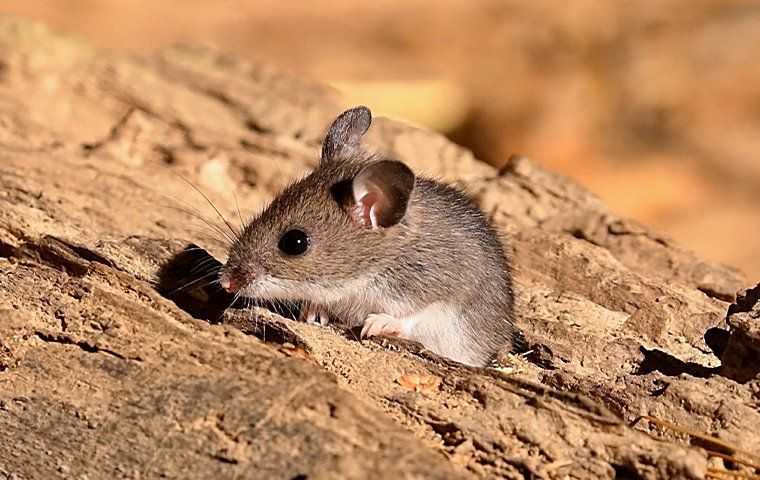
[153,144,176,165]
[210,454,238,465]
[569,228,587,241]
[66,242,116,268]
[429,420,465,448]
[727,284,760,317]
[34,331,137,362]
[636,346,718,378]
[82,98,206,153]
[198,88,272,134]
[0,239,16,258]
[520,341,557,370]
[171,120,207,151]
[612,463,645,480]
[239,138,289,158]
[0,344,14,372]
[649,382,669,397]
[698,285,736,303]
[244,118,271,134]
[156,244,296,325]
[183,83,272,135]
[704,327,731,358]
[606,221,670,247]
[17,235,115,277]
[81,108,134,154]
[718,285,760,383]
[224,308,310,350]
[567,227,602,247]
[156,244,236,323]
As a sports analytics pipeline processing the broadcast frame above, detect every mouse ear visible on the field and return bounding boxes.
[350,160,415,229]
[321,106,372,164]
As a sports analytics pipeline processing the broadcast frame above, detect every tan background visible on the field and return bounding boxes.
[4,0,759,278]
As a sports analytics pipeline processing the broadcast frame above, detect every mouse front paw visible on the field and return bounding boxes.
[361,313,405,339]
[299,303,330,326]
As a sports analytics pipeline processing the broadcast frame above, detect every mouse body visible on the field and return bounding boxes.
[220,106,519,366]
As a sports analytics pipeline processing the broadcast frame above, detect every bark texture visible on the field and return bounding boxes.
[0,19,757,480]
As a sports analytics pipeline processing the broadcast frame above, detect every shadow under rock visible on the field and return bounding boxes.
[636,346,719,378]
[635,326,760,383]
[156,244,298,324]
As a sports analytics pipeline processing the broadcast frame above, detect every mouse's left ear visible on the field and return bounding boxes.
[349,160,415,229]
[321,106,372,164]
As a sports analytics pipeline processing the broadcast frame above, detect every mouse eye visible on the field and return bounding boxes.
[278,229,310,256]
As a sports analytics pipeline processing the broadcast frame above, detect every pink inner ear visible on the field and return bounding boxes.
[353,192,381,228]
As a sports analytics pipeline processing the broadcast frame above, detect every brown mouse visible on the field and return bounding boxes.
[219,106,520,366]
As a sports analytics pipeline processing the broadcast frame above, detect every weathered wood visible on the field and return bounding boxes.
[1,19,757,480]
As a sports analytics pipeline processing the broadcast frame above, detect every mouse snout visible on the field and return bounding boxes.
[219,274,238,293]
[219,269,255,293]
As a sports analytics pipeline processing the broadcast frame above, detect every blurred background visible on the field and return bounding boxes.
[4,0,759,279]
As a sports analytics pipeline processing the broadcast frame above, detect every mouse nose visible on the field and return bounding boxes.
[219,267,257,293]
[219,274,239,293]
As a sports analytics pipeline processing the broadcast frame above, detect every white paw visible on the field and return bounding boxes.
[361,313,404,339]
[299,304,330,326]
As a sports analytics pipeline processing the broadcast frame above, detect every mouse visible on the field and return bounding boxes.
[218,106,520,366]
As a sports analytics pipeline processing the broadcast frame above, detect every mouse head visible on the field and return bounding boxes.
[219,106,416,301]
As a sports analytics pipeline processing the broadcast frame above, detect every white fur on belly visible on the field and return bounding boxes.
[397,302,481,366]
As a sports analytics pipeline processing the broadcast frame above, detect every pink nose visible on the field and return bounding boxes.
[219,275,238,293]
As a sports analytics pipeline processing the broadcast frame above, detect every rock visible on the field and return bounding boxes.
[0,18,757,480]
[720,284,760,383]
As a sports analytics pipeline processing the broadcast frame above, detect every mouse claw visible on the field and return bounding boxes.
[361,313,403,339]
[299,304,330,326]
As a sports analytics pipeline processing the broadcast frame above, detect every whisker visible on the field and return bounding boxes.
[167,270,220,296]
[189,233,232,254]
[176,174,240,242]
[189,256,223,274]
[162,207,233,246]
[260,300,266,342]
[125,173,237,249]
[178,246,213,253]
[231,188,246,237]
[161,203,235,245]
[171,279,220,299]
[217,290,241,324]
[149,182,236,246]
[244,296,262,341]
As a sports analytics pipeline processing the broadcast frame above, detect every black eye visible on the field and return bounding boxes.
[278,229,310,256]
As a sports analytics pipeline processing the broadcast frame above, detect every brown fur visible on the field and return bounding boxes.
[222,107,519,365]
